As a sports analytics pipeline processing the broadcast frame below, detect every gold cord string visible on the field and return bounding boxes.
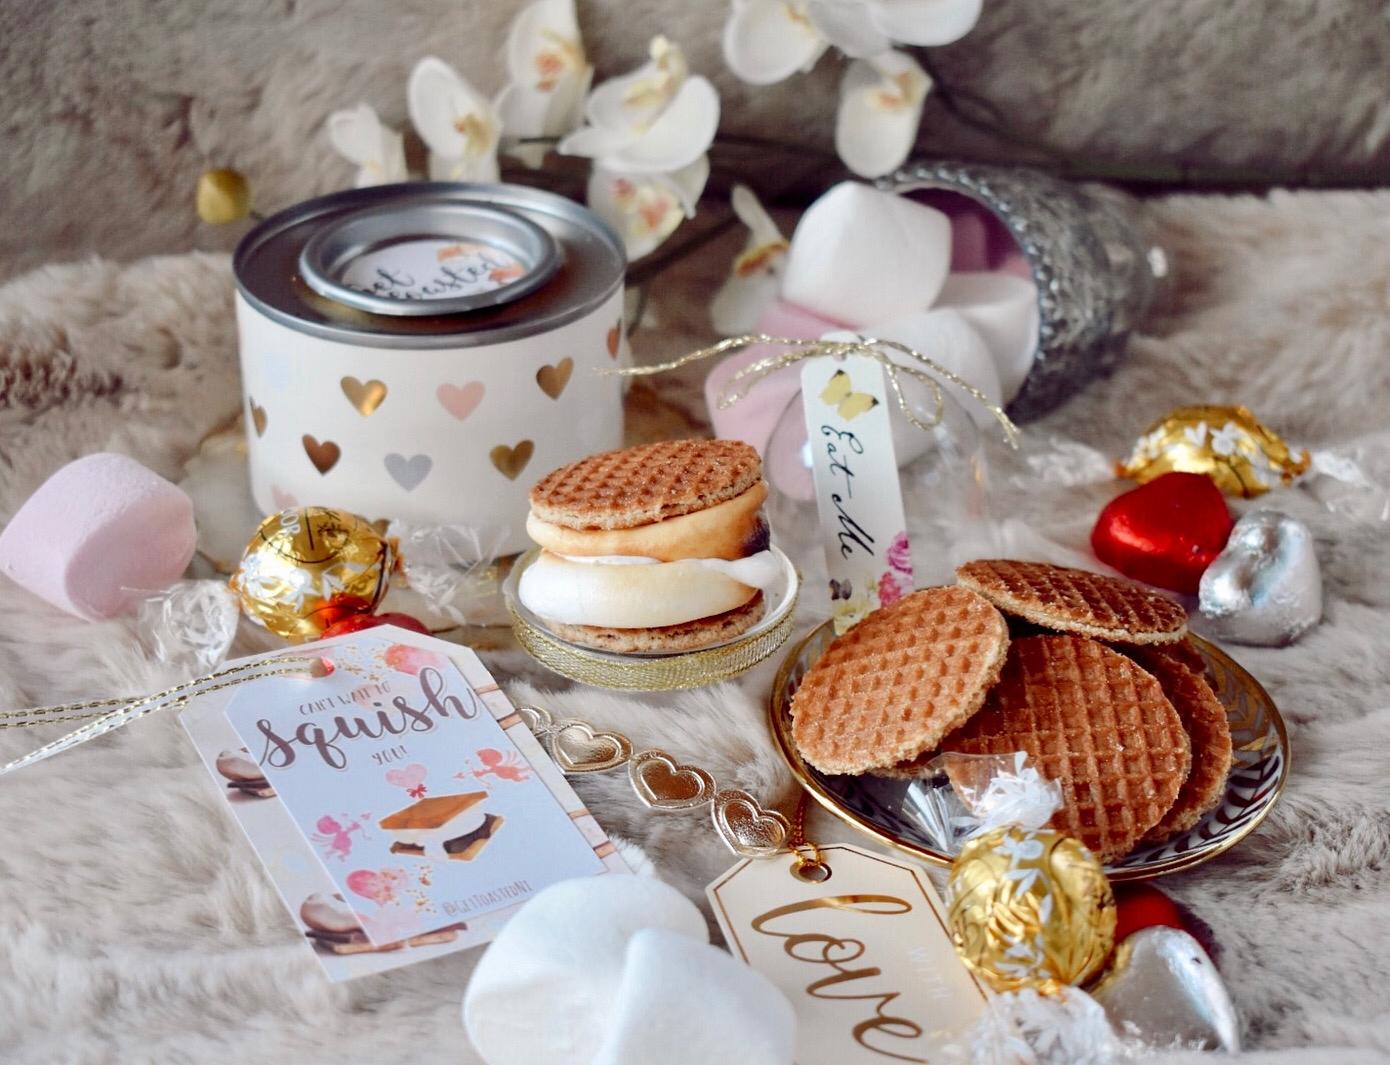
[0,658,324,776]
[603,333,1019,448]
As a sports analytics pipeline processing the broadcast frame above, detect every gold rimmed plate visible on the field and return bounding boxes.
[770,621,1289,881]
[506,547,800,691]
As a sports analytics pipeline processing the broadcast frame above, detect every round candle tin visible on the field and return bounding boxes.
[233,182,627,556]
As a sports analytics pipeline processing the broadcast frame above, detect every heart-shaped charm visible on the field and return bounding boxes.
[515,705,556,736]
[490,440,535,481]
[302,434,341,475]
[1198,509,1321,646]
[384,452,433,491]
[1090,927,1240,1052]
[438,381,485,420]
[248,397,268,437]
[712,789,790,857]
[1092,471,1233,594]
[550,720,633,774]
[341,376,388,416]
[536,357,574,400]
[628,749,716,811]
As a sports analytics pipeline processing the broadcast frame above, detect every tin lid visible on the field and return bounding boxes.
[298,201,560,317]
[234,182,625,349]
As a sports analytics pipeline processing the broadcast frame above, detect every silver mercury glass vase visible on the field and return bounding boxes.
[880,160,1168,422]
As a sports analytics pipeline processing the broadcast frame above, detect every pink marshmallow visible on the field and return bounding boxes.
[0,453,197,620]
[704,300,846,455]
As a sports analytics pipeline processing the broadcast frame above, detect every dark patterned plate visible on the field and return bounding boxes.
[770,622,1288,881]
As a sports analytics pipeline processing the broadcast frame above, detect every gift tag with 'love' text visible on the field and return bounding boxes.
[708,844,986,1065]
[800,355,914,634]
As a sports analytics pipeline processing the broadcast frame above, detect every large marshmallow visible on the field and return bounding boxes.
[935,272,1039,402]
[0,453,197,620]
[781,182,952,327]
[464,875,795,1065]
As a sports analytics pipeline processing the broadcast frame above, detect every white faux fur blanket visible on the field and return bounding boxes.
[3,189,1390,1064]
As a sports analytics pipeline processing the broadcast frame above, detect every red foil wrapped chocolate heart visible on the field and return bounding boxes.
[1091,472,1233,594]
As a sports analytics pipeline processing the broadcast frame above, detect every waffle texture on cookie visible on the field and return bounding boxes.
[529,439,763,530]
[546,592,765,653]
[941,635,1191,862]
[791,587,1009,776]
[957,559,1188,645]
[1131,653,1233,842]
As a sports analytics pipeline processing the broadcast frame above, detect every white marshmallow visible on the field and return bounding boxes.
[935,272,1039,402]
[518,551,778,628]
[463,875,794,1065]
[593,928,796,1065]
[781,183,952,327]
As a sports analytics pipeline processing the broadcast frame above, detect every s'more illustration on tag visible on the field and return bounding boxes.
[182,626,626,981]
[380,792,504,861]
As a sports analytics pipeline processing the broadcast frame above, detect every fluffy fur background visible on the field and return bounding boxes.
[5,0,1390,281]
[3,187,1390,1063]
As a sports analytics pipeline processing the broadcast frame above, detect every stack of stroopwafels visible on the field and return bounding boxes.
[790,560,1234,863]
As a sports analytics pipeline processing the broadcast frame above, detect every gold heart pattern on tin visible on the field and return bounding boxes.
[549,720,633,773]
[536,357,574,400]
[490,439,535,480]
[249,397,268,437]
[341,376,388,416]
[302,434,341,475]
[629,750,717,810]
[712,789,791,857]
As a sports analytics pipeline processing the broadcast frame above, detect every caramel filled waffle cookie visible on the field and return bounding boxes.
[791,587,1009,776]
[941,635,1191,862]
[956,559,1188,646]
[546,592,766,654]
[1132,653,1233,843]
[529,438,763,530]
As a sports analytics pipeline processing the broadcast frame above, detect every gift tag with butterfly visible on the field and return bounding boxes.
[800,353,914,633]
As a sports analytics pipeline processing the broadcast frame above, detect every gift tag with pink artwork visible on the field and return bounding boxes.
[223,630,610,948]
[800,354,914,633]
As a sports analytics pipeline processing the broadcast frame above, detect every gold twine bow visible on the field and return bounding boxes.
[606,334,1020,448]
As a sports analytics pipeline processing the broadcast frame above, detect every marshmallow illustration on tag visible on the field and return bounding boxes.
[463,874,796,1065]
[781,182,952,327]
[0,452,197,620]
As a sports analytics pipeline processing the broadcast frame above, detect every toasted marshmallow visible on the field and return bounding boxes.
[527,482,770,563]
[518,550,780,629]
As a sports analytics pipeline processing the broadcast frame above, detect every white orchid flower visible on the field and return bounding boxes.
[560,36,719,174]
[408,56,502,182]
[722,0,828,85]
[326,103,408,188]
[835,49,931,178]
[495,0,594,168]
[710,185,790,334]
[723,0,982,83]
[587,156,710,259]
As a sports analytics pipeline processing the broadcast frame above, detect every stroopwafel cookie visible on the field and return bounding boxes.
[791,587,1009,776]
[957,559,1188,646]
[939,634,1191,862]
[529,439,763,530]
[1131,652,1233,843]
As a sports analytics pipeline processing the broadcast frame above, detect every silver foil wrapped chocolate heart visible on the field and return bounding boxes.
[1198,509,1321,646]
[1090,927,1240,1052]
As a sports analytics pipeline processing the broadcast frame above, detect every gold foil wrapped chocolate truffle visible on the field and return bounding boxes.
[945,826,1116,995]
[1119,405,1310,498]
[231,507,393,640]
[196,168,251,224]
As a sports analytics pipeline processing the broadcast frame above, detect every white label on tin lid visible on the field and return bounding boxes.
[340,239,526,301]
